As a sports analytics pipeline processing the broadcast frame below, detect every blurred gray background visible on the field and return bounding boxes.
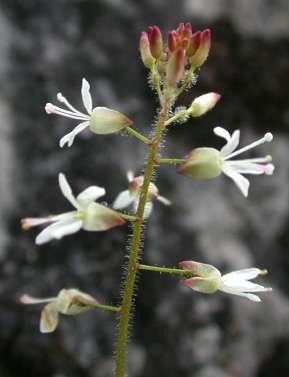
[0,1,289,376]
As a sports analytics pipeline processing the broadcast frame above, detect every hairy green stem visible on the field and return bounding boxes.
[126,127,150,144]
[158,158,186,165]
[165,110,188,126]
[138,264,194,278]
[115,92,172,377]
[177,66,196,98]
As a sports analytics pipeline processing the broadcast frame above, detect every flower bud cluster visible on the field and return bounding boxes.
[139,23,211,88]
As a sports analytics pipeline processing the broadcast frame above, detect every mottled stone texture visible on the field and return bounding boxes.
[0,1,289,377]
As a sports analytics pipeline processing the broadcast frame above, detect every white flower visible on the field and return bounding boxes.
[178,127,274,197]
[112,171,171,218]
[20,289,98,333]
[21,173,126,245]
[214,127,274,197]
[45,78,132,148]
[180,260,272,302]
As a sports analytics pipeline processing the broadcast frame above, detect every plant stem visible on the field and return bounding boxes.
[126,127,150,144]
[115,92,172,377]
[138,264,194,278]
[117,213,139,222]
[93,303,121,313]
[165,110,188,126]
[158,158,186,165]
[177,66,196,98]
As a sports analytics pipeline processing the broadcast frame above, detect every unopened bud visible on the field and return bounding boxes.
[190,29,211,68]
[140,32,155,69]
[189,93,221,117]
[82,202,126,231]
[177,147,222,179]
[56,289,98,315]
[168,31,178,52]
[187,31,201,57]
[89,107,133,135]
[147,26,163,59]
[166,48,185,86]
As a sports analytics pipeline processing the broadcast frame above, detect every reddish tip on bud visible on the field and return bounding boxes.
[166,48,185,86]
[190,29,211,68]
[147,25,163,59]
[168,31,178,52]
[186,31,201,57]
[140,31,155,69]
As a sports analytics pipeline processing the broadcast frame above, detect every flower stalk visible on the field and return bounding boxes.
[138,264,194,278]
[114,91,173,377]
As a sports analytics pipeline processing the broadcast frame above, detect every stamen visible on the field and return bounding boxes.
[224,133,273,160]
[20,294,56,305]
[57,93,88,117]
[228,155,272,164]
[21,217,50,230]
[45,103,89,120]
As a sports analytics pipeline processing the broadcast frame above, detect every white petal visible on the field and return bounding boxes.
[81,78,93,114]
[221,279,267,293]
[77,186,106,207]
[20,294,56,305]
[225,161,268,175]
[36,219,82,245]
[220,130,240,157]
[222,268,262,281]
[58,173,80,209]
[113,190,134,209]
[40,303,59,333]
[219,285,261,301]
[214,127,231,141]
[132,199,153,218]
[59,121,89,148]
[127,170,134,182]
[222,165,250,197]
[157,195,172,206]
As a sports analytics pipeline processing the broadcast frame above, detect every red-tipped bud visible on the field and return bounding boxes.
[168,31,178,52]
[190,29,211,68]
[148,25,163,59]
[184,23,193,38]
[166,48,185,86]
[189,92,221,117]
[176,23,185,36]
[140,31,155,69]
[187,31,201,57]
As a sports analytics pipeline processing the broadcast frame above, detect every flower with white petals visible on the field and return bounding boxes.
[180,260,272,302]
[178,127,274,197]
[45,78,133,148]
[21,173,126,244]
[113,171,171,218]
[20,289,98,333]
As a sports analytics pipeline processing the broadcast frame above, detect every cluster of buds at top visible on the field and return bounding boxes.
[140,23,211,88]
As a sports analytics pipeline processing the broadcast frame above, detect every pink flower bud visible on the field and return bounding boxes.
[186,31,201,57]
[139,32,155,69]
[147,25,163,59]
[166,48,185,86]
[189,92,221,117]
[190,29,211,68]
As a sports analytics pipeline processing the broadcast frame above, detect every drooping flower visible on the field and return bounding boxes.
[177,127,274,197]
[179,261,272,302]
[112,171,171,218]
[21,173,126,244]
[20,289,98,333]
[45,78,133,148]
